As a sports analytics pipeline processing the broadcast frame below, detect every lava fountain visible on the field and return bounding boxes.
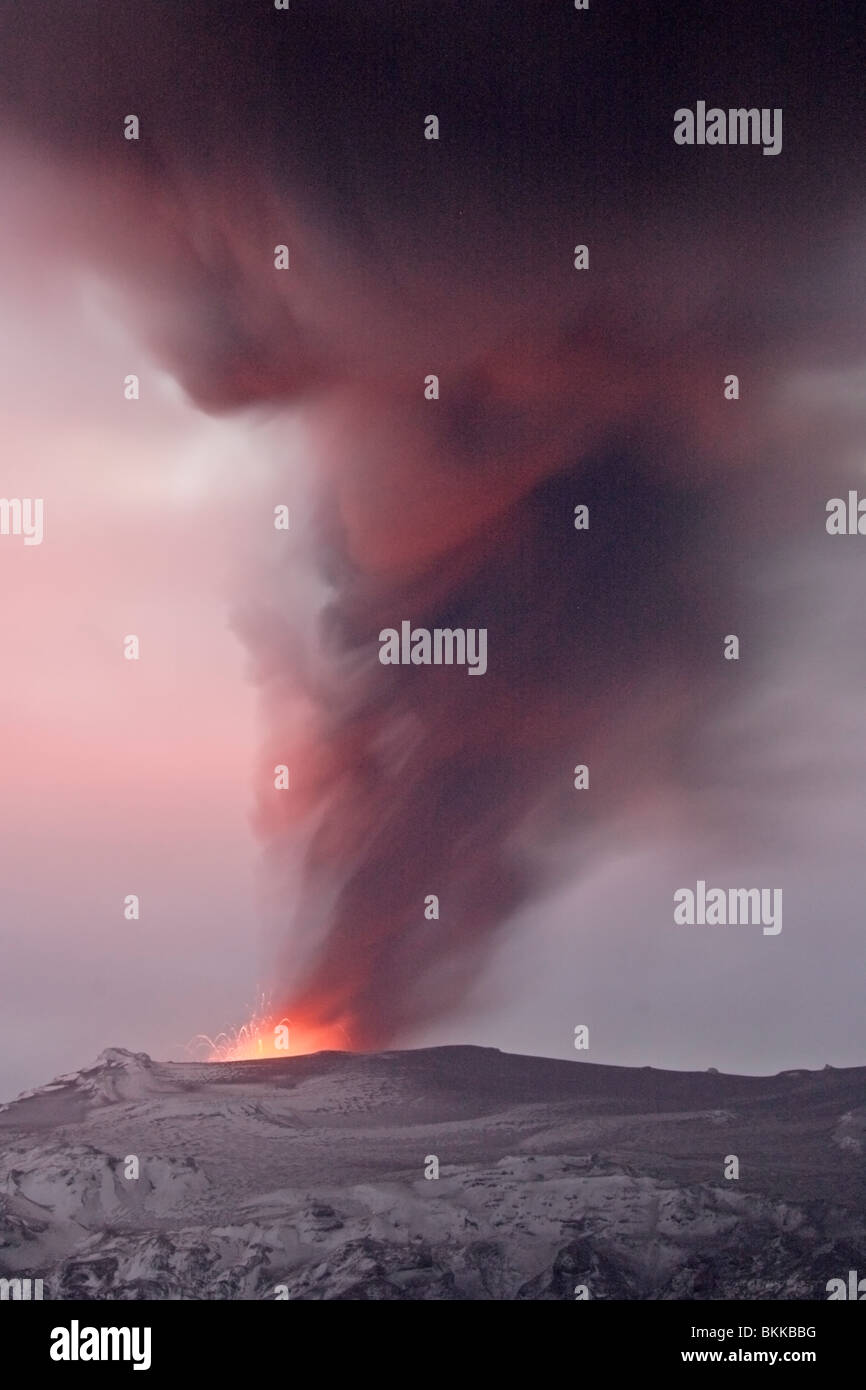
[191,998,350,1062]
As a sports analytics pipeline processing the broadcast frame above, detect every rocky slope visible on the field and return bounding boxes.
[0,1046,863,1299]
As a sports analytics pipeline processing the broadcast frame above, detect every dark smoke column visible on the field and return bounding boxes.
[1,2,863,1049]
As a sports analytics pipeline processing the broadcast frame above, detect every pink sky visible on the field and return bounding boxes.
[0,216,303,1096]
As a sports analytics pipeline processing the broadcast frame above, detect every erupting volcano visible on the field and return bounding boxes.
[0,1,863,1076]
[194,1001,349,1062]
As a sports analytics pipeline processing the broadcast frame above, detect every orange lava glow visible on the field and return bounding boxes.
[191,1003,349,1062]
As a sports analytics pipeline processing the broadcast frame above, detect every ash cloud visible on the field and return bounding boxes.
[2,2,864,1048]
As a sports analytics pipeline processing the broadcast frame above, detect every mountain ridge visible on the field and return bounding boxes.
[1,1045,863,1300]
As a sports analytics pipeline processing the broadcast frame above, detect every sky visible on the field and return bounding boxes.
[0,249,276,1097]
[0,1,864,1097]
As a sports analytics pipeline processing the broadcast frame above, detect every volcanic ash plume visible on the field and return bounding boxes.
[2,2,864,1048]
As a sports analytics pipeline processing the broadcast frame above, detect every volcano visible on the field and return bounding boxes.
[1,1045,864,1300]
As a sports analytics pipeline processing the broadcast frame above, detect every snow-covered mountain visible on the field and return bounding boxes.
[1,1046,863,1300]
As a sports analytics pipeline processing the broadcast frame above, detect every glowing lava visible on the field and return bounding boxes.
[191,1000,350,1062]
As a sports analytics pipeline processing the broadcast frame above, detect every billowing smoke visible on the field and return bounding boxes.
[2,2,864,1048]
